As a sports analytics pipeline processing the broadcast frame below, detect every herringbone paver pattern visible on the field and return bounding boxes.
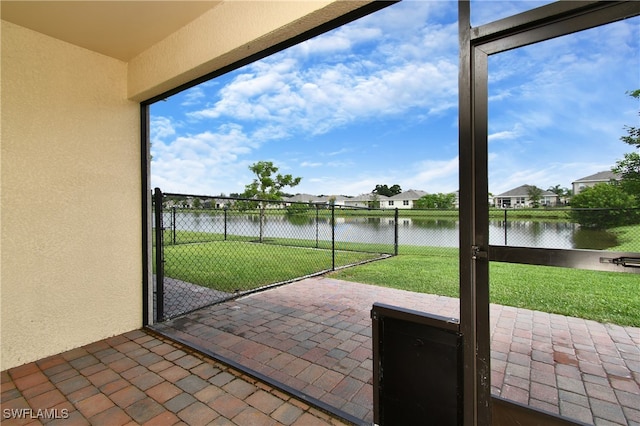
[154,277,640,425]
[1,330,348,426]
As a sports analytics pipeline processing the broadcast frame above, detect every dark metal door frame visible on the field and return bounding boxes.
[459,1,640,424]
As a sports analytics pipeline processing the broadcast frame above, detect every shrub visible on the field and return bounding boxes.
[570,183,638,228]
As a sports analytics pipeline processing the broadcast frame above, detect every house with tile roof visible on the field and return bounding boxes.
[571,171,620,195]
[494,185,559,208]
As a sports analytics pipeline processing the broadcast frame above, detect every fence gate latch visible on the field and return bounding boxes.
[472,246,488,260]
[600,256,640,268]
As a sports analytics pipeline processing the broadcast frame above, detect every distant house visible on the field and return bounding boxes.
[286,193,319,204]
[203,198,230,209]
[571,171,620,195]
[494,185,559,208]
[343,193,389,209]
[388,189,428,209]
[287,190,441,209]
[317,195,347,207]
[285,194,347,207]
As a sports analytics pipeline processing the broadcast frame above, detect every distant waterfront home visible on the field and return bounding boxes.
[342,193,390,208]
[286,194,347,207]
[494,185,559,208]
[388,189,428,209]
[571,171,620,195]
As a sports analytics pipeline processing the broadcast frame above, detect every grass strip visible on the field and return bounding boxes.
[610,223,640,252]
[330,250,639,327]
[156,230,639,326]
[161,241,381,292]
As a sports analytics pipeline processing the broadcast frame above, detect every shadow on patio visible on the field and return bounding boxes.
[151,277,640,425]
[1,329,348,426]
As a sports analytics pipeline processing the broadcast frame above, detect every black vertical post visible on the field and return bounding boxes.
[459,2,491,423]
[504,209,508,245]
[154,188,164,322]
[172,207,176,245]
[331,204,335,271]
[316,204,319,248]
[394,208,399,256]
[224,206,228,241]
[141,105,150,327]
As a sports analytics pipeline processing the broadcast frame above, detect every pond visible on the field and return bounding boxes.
[163,211,620,251]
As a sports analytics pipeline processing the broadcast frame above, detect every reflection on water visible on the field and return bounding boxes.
[163,212,620,250]
[572,228,618,250]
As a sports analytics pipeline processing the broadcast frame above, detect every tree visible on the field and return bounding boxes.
[414,193,456,209]
[547,185,569,206]
[526,185,543,208]
[613,152,640,203]
[620,89,640,148]
[369,193,380,209]
[243,161,301,242]
[612,89,640,204]
[569,183,637,228]
[373,184,402,197]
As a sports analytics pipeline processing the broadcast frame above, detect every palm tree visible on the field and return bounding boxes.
[547,184,567,206]
[527,185,543,208]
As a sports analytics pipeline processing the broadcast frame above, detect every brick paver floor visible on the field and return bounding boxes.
[153,277,640,425]
[1,329,348,426]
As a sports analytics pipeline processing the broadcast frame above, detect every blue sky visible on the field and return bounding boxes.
[151,1,639,197]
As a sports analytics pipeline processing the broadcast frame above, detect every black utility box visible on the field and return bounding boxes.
[372,303,463,426]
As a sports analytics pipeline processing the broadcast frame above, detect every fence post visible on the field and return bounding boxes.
[172,207,176,245]
[331,204,336,271]
[153,188,164,322]
[504,209,508,245]
[394,208,399,256]
[315,204,319,249]
[224,206,228,241]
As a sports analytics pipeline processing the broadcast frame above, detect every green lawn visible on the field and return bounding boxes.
[330,248,640,327]
[161,240,381,292]
[156,230,639,327]
[611,223,640,252]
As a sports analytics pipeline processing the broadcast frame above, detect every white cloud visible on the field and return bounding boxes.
[488,124,523,142]
[185,5,459,144]
[180,87,205,106]
[300,161,322,167]
[405,157,459,192]
[325,148,350,156]
[187,55,458,141]
[151,3,638,198]
[293,25,382,57]
[326,160,354,168]
[151,124,260,194]
[150,116,176,142]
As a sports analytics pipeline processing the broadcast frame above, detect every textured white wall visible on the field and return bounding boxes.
[1,21,141,370]
[1,0,376,370]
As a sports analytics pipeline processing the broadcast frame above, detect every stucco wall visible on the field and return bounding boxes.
[1,21,141,370]
[1,0,377,371]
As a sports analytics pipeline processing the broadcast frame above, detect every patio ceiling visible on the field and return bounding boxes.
[1,1,221,61]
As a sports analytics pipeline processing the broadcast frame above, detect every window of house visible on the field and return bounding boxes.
[403,200,409,206]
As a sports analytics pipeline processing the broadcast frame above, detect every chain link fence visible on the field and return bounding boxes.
[489,207,640,250]
[153,190,398,320]
[152,189,640,321]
